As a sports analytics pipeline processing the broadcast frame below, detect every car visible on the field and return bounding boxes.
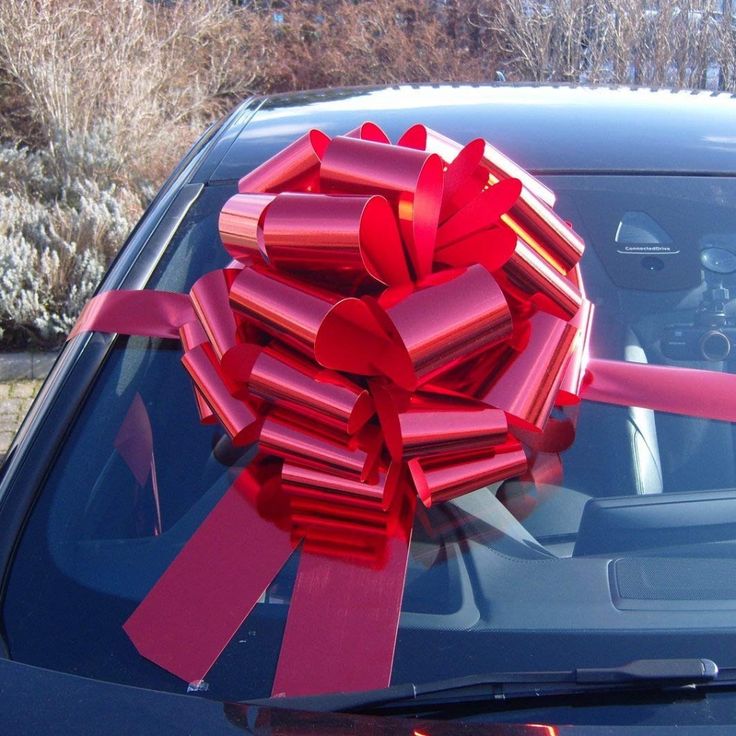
[3,83,736,734]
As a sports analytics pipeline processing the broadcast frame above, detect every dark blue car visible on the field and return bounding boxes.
[3,84,736,734]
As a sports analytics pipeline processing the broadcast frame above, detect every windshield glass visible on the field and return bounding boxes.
[5,175,736,708]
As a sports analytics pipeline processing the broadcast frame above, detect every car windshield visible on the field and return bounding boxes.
[5,169,736,707]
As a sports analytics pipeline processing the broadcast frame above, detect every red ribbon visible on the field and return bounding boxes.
[70,123,736,696]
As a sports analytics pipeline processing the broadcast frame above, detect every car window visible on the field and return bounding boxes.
[6,176,736,703]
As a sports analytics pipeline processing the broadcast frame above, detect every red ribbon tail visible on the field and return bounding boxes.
[123,475,296,685]
[271,494,415,697]
[583,358,736,422]
[68,291,194,341]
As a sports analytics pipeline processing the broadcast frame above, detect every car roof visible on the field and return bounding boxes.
[207,84,736,182]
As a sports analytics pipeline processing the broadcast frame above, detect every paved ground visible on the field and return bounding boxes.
[0,379,43,456]
[0,351,58,381]
[0,352,57,462]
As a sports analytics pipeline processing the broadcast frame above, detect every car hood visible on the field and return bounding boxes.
[1,657,733,736]
[207,84,736,183]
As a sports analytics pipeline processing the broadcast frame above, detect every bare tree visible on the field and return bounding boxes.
[479,0,734,91]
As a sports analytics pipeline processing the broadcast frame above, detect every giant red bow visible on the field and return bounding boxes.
[69,123,736,697]
[192,123,590,510]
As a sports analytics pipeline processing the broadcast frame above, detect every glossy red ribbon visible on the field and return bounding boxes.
[70,123,736,697]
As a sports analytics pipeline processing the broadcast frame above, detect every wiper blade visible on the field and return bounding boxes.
[254,658,720,713]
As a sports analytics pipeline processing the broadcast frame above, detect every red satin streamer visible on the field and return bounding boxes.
[74,292,736,425]
[69,290,193,341]
[123,470,296,685]
[67,122,736,697]
[273,494,415,696]
[583,358,736,422]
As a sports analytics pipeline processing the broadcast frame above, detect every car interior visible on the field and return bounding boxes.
[428,173,736,641]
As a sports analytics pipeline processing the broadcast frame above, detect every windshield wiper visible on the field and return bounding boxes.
[253,658,721,714]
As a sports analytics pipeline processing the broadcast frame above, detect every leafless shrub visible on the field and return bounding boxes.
[1,0,735,347]
[0,0,266,345]
[0,0,265,184]
[0,137,141,346]
[483,0,734,91]
[715,1,736,89]
[252,1,497,90]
